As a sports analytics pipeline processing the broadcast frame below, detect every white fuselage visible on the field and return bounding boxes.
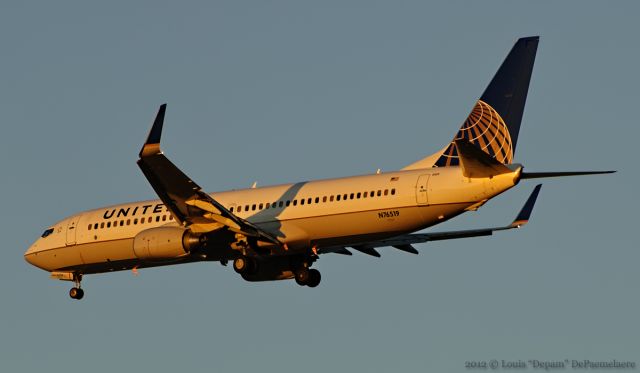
[25,166,520,275]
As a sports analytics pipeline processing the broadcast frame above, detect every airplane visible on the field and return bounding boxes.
[24,36,614,300]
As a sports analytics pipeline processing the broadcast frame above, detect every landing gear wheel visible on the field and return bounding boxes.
[306,269,321,288]
[69,287,84,300]
[295,268,310,286]
[233,257,257,274]
[233,257,247,273]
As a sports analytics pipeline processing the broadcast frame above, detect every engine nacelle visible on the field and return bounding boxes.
[133,227,202,260]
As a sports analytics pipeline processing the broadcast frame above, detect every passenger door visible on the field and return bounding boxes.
[66,216,81,246]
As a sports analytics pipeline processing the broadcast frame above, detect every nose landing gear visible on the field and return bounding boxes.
[69,287,84,300]
[69,273,84,300]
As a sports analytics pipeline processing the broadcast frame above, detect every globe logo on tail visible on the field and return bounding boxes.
[436,100,514,167]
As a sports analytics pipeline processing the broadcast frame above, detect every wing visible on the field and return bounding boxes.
[137,104,280,244]
[320,184,542,256]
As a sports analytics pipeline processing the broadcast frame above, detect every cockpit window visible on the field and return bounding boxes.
[41,228,54,238]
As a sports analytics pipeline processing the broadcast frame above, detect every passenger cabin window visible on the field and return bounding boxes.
[41,228,54,238]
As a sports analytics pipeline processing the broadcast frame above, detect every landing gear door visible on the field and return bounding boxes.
[66,216,80,246]
[416,174,430,205]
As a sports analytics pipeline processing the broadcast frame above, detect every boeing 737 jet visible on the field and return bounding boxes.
[25,36,613,300]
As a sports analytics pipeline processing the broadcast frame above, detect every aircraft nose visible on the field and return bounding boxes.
[24,239,44,269]
[24,243,37,265]
[24,252,35,266]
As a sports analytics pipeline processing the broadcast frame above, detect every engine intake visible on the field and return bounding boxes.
[133,227,202,260]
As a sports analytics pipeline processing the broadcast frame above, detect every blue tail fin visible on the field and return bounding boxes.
[435,36,539,167]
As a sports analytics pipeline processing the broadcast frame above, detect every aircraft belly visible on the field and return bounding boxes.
[24,246,84,272]
[417,203,470,227]
[77,238,136,265]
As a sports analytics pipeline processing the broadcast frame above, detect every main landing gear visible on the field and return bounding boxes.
[295,268,321,288]
[233,256,257,275]
[69,274,84,300]
[232,255,322,287]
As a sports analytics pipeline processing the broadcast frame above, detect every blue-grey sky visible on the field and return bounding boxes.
[1,1,637,372]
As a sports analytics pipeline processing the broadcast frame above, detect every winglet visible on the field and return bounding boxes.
[511,184,542,228]
[139,104,167,157]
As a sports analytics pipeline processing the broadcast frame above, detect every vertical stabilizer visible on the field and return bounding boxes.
[403,36,539,170]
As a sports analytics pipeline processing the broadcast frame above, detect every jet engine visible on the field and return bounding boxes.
[133,227,203,260]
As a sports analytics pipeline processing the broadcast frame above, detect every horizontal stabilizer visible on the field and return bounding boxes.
[521,171,615,179]
[455,139,512,178]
